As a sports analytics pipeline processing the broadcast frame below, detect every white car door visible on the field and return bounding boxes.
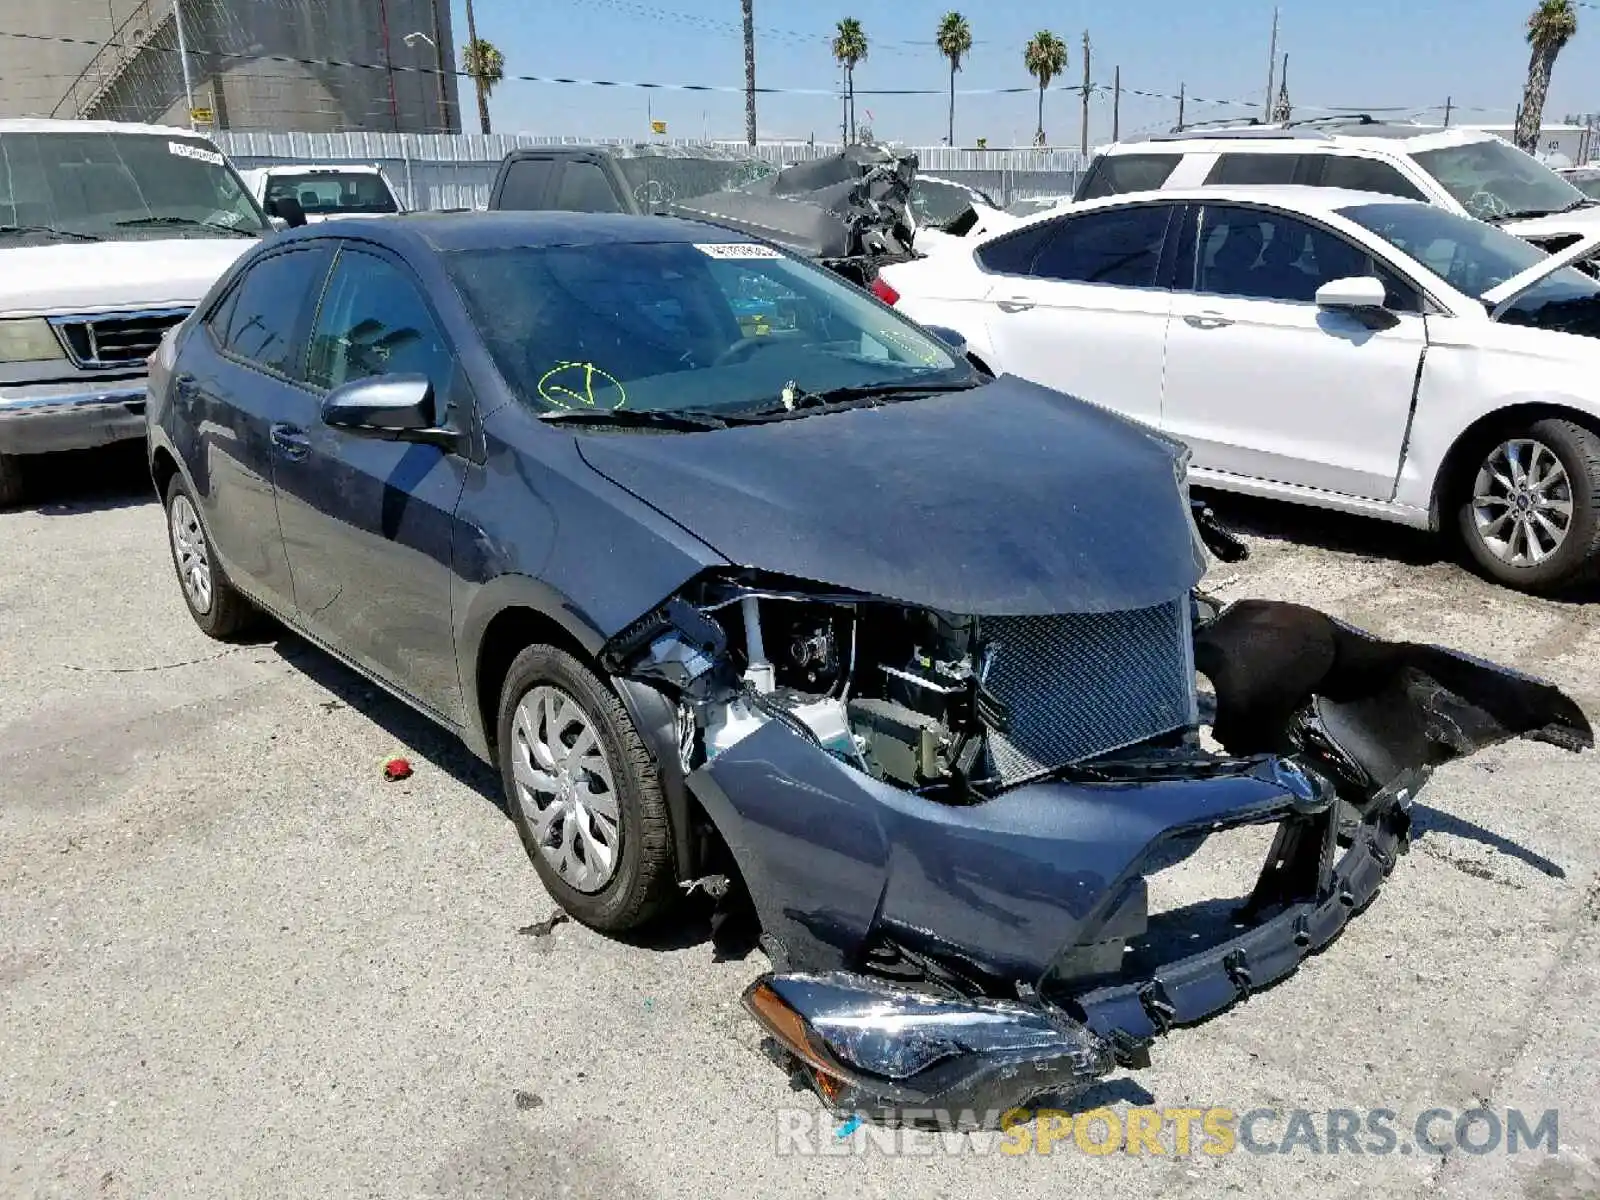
[1161,203,1429,501]
[977,202,1181,429]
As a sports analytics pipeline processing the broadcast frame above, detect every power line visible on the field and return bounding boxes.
[0,28,1510,117]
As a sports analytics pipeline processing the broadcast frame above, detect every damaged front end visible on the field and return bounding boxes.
[599,542,1590,1124]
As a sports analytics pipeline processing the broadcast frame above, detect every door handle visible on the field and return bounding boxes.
[270,422,310,461]
[1184,312,1234,330]
[995,296,1035,313]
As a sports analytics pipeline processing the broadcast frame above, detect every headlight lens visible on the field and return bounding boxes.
[0,318,66,363]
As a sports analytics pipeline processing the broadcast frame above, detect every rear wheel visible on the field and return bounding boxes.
[1456,419,1600,593]
[164,475,257,638]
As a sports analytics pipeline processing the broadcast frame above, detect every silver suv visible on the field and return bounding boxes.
[1078,117,1600,251]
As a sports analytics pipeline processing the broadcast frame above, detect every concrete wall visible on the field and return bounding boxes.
[0,0,462,133]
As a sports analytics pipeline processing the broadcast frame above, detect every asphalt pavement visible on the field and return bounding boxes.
[2,444,1599,1199]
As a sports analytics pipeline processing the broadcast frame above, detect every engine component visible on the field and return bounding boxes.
[849,697,952,787]
[705,696,769,761]
[601,596,731,699]
[787,623,839,688]
[741,596,775,695]
[771,691,857,763]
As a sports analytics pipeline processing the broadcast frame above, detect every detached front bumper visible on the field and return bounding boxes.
[0,379,147,455]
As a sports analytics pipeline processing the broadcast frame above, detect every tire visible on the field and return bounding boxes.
[0,453,23,507]
[1455,418,1600,594]
[496,645,676,932]
[163,474,257,638]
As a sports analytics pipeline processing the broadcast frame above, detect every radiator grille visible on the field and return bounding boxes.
[982,600,1196,782]
[50,309,189,370]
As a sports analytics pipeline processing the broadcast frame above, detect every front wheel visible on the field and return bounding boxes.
[496,645,676,932]
[1456,419,1600,593]
[163,475,257,638]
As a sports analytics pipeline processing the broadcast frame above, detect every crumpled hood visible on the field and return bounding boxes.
[577,376,1206,615]
[0,238,256,317]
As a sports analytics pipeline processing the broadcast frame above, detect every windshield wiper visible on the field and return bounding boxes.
[738,378,979,420]
[539,407,730,432]
[0,223,102,243]
[113,216,257,237]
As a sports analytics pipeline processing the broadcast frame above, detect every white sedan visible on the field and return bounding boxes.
[878,184,1600,592]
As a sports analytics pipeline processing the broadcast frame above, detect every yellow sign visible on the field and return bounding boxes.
[650,120,667,135]
[536,361,626,410]
[190,107,213,124]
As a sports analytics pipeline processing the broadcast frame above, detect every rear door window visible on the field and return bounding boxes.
[1030,204,1175,288]
[1075,153,1183,201]
[218,245,334,379]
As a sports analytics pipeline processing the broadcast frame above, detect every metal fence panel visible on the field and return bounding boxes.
[215,131,1084,210]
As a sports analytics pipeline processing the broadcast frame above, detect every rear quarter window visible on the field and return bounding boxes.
[1075,153,1182,201]
[1205,154,1307,185]
[974,221,1060,275]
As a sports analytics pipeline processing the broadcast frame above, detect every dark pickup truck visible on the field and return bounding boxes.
[485,143,917,287]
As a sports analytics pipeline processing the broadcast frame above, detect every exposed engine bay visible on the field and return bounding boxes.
[597,512,1591,1127]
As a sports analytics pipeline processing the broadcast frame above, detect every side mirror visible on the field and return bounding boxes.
[923,324,969,356]
[1314,275,1387,313]
[266,215,288,232]
[321,374,457,447]
[266,196,307,228]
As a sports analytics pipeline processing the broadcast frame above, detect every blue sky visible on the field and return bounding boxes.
[446,0,1600,146]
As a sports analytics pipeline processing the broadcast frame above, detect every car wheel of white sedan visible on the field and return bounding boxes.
[1458,418,1600,593]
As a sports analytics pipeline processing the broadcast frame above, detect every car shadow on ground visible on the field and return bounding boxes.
[1195,488,1442,567]
[8,442,156,515]
[261,624,754,955]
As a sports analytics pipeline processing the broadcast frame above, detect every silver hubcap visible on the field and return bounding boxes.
[1471,438,1574,568]
[168,494,214,614]
[511,686,621,894]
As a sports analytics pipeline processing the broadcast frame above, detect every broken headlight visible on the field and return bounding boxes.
[744,972,1115,1120]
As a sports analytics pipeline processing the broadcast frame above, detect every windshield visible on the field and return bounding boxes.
[1411,137,1589,221]
[0,132,268,242]
[264,171,398,215]
[1341,200,1600,323]
[612,156,777,211]
[446,239,970,419]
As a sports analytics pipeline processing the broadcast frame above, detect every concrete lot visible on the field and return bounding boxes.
[3,444,1600,1199]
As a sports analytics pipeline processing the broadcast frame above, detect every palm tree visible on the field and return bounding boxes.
[936,12,973,146]
[741,0,757,146]
[1516,0,1578,152]
[1023,31,1067,147]
[461,0,504,135]
[833,18,868,142]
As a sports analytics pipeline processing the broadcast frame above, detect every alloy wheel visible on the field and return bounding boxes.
[169,493,214,614]
[1470,438,1574,568]
[510,685,622,894]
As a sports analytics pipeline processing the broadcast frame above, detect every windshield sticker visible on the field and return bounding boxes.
[694,242,783,259]
[537,361,627,410]
[169,141,225,166]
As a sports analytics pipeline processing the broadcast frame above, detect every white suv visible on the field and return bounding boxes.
[1078,119,1600,252]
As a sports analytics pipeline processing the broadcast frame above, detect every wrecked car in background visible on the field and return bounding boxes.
[486,142,921,289]
[145,212,1592,1126]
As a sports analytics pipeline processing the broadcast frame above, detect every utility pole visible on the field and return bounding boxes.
[172,0,195,129]
[1177,82,1185,131]
[1112,65,1121,142]
[1263,6,1279,120]
[1080,30,1091,156]
[1443,95,1452,127]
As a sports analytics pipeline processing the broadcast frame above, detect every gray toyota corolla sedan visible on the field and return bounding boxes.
[145,211,1588,1122]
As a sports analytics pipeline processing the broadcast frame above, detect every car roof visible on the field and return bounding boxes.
[0,117,219,139]
[275,210,766,253]
[1111,123,1496,153]
[255,163,385,174]
[1066,183,1430,217]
